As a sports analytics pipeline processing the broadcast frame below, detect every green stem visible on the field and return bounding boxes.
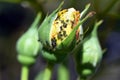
[43,63,53,80]
[21,66,29,80]
[58,64,69,80]
[35,63,53,80]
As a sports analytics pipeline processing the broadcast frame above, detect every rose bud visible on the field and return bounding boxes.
[75,20,104,79]
[16,13,42,66]
[38,3,94,62]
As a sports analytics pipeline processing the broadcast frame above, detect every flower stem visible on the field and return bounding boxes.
[35,63,53,80]
[42,63,53,80]
[58,64,69,80]
[21,66,29,80]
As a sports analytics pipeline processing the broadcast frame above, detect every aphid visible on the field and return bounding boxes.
[51,37,57,48]
[63,23,67,28]
[61,20,64,23]
[63,30,67,37]
[66,19,69,22]
[60,26,63,30]
[57,32,63,40]
[71,20,74,29]
[58,9,68,16]
[55,21,59,24]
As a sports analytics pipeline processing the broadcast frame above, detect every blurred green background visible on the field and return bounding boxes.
[0,0,120,80]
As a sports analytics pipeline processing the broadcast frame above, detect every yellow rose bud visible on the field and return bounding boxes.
[50,8,81,49]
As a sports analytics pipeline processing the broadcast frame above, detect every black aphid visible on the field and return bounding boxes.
[57,32,63,40]
[61,20,64,24]
[51,38,57,48]
[63,23,67,28]
[63,31,67,37]
[71,21,74,28]
[66,19,69,22]
[60,26,63,30]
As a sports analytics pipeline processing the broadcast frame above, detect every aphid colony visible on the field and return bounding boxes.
[50,8,80,49]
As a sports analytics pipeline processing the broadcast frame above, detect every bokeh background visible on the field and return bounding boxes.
[0,0,120,80]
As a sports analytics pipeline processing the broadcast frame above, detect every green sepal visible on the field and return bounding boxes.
[17,55,36,66]
[38,2,64,49]
[80,3,91,19]
[41,49,67,63]
[41,49,57,62]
